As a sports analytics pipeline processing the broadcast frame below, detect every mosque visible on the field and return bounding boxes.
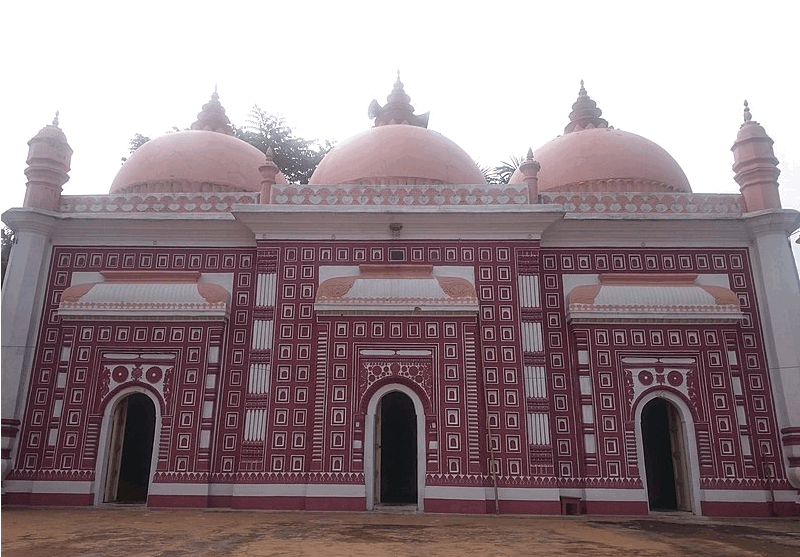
[2,76,799,516]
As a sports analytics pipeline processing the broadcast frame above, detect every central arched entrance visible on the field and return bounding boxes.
[641,398,690,511]
[104,393,156,503]
[365,383,425,510]
[377,391,417,504]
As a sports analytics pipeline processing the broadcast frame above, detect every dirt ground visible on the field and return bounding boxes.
[2,506,799,557]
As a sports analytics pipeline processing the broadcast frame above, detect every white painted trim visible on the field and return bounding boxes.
[306,483,367,498]
[424,485,645,502]
[93,387,164,506]
[634,391,703,515]
[700,488,798,503]
[581,487,649,502]
[364,384,427,511]
[231,482,367,498]
[496,486,561,501]
[424,485,489,500]
[208,482,233,497]
[148,482,210,496]
[235,204,565,241]
[2,480,94,494]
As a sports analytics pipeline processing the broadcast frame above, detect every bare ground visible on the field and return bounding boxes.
[2,506,799,557]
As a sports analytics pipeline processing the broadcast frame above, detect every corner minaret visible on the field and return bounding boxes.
[519,147,541,203]
[731,100,781,212]
[259,147,280,203]
[23,112,72,212]
[190,88,234,135]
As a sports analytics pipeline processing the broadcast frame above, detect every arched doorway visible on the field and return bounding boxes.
[104,393,156,503]
[376,391,417,505]
[641,398,690,511]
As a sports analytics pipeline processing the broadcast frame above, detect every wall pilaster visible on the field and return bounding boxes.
[746,210,800,489]
[1,208,58,481]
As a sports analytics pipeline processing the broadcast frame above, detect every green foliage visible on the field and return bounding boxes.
[477,154,524,184]
[494,154,524,185]
[121,133,152,163]
[125,108,332,183]
[477,164,501,184]
[1,226,15,287]
[234,107,333,184]
[129,133,152,154]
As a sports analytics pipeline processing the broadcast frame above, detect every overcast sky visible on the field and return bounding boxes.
[2,0,798,265]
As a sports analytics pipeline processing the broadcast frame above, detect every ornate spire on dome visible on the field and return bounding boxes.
[743,99,752,123]
[564,80,609,133]
[190,89,234,135]
[53,111,60,126]
[368,71,430,128]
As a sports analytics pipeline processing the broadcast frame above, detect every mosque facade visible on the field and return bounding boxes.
[2,78,799,516]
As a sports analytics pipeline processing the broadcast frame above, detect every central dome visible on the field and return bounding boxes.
[309,125,486,186]
[309,75,486,186]
[110,92,286,195]
[510,83,691,193]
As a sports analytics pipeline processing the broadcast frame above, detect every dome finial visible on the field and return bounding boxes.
[564,80,609,133]
[191,90,233,135]
[52,111,60,126]
[743,100,752,123]
[368,72,430,128]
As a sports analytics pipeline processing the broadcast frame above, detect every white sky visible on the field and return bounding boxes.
[1,0,798,266]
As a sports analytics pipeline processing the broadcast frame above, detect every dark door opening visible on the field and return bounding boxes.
[642,398,687,511]
[378,391,417,505]
[105,393,156,503]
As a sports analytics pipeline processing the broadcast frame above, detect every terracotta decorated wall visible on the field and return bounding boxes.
[5,241,788,514]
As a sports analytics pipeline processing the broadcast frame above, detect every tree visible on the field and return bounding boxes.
[234,107,333,184]
[493,154,524,185]
[477,154,524,184]
[1,226,14,287]
[477,163,501,184]
[125,109,332,184]
[121,133,152,163]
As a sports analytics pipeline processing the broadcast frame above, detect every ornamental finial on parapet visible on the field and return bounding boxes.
[519,147,541,203]
[259,146,280,204]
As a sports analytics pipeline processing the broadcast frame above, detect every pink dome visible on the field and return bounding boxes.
[111,130,287,194]
[309,74,485,186]
[509,127,691,193]
[510,82,691,194]
[309,124,486,186]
